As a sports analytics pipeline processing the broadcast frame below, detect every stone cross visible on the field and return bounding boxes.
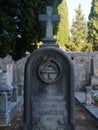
[39,6,60,38]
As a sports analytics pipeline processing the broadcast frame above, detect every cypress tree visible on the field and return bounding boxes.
[88,0,98,51]
[56,0,69,49]
[70,4,90,51]
[0,0,62,60]
[0,0,18,58]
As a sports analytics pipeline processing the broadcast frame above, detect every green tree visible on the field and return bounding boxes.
[88,0,98,51]
[0,0,18,58]
[56,0,69,49]
[0,0,62,60]
[69,4,92,51]
[12,0,62,60]
[69,4,90,51]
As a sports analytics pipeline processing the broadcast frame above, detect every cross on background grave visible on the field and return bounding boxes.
[39,6,60,38]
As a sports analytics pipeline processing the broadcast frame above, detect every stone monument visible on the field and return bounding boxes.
[0,64,23,126]
[0,70,13,100]
[24,6,75,130]
[6,64,13,85]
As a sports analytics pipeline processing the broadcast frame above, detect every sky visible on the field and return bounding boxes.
[66,0,92,26]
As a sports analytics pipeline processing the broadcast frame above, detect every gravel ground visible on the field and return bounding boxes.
[0,102,98,130]
[75,102,98,130]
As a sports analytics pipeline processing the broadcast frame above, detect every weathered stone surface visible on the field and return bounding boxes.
[39,6,60,38]
[0,71,13,100]
[16,57,28,87]
[0,55,23,126]
[23,7,75,128]
[24,47,75,130]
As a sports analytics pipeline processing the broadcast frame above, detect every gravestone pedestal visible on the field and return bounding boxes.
[24,6,75,130]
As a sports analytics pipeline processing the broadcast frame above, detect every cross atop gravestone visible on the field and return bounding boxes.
[39,6,60,38]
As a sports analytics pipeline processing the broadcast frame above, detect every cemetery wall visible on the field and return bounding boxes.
[68,51,98,91]
[1,52,98,91]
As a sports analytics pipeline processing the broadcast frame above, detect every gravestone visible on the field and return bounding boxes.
[6,64,13,85]
[0,56,23,126]
[24,6,75,130]
[90,55,95,77]
[0,70,13,100]
[12,64,18,87]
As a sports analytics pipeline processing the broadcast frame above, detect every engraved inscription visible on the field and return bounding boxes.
[38,59,61,83]
[31,95,67,130]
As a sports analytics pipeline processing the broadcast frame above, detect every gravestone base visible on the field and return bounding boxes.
[0,96,23,126]
[41,38,59,48]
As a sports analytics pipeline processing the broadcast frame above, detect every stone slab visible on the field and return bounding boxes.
[24,47,75,130]
[75,92,86,104]
[0,96,23,126]
[75,92,98,120]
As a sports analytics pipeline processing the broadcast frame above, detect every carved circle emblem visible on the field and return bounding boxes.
[38,58,61,83]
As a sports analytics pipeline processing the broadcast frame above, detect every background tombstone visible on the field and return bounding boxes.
[12,64,18,87]
[0,70,13,100]
[6,64,13,85]
[0,55,23,126]
[24,6,75,130]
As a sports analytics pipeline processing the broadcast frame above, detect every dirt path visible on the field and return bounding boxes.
[76,102,98,130]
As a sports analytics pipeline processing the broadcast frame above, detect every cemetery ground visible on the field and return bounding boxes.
[0,101,98,130]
